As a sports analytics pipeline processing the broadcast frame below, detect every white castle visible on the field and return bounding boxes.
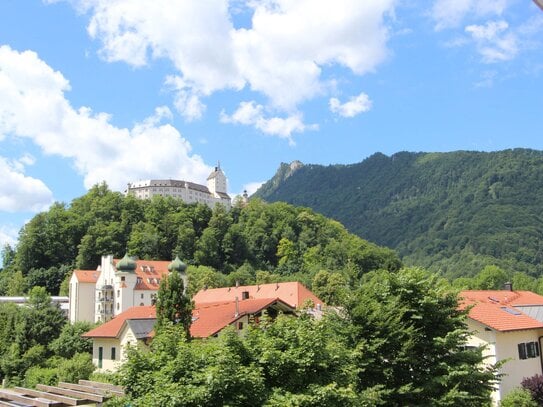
[126,163,231,209]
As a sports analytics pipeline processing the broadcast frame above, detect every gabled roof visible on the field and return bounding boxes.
[113,259,171,290]
[83,306,156,338]
[460,290,543,332]
[83,298,295,339]
[191,297,294,338]
[192,282,323,309]
[73,270,100,283]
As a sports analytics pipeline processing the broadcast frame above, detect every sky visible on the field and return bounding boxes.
[0,0,542,249]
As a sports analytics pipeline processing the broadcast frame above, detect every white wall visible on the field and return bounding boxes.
[467,319,543,405]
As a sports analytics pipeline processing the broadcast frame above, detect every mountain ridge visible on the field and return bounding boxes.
[254,148,543,277]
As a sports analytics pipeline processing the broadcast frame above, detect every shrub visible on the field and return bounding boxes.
[500,388,537,407]
[522,374,543,405]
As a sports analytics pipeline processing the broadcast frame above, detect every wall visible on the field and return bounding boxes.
[92,338,122,372]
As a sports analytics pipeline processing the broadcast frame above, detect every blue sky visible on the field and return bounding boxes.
[0,0,542,248]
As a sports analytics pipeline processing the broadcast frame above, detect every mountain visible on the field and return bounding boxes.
[254,149,543,278]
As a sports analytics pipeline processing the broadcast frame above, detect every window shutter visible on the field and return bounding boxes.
[518,343,527,360]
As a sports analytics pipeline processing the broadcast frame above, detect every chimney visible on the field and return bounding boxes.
[504,281,513,291]
[235,296,239,317]
[235,280,240,288]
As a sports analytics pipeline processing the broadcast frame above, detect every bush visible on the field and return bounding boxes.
[24,366,58,388]
[522,374,543,405]
[57,353,95,383]
[500,388,537,407]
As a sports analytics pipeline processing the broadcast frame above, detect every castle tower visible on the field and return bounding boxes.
[207,162,227,196]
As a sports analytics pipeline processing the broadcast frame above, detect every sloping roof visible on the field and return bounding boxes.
[460,290,543,332]
[192,282,323,309]
[83,306,156,338]
[73,270,100,283]
[191,298,294,338]
[83,298,295,339]
[113,259,170,290]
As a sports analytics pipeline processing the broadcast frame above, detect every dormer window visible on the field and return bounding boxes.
[242,291,249,300]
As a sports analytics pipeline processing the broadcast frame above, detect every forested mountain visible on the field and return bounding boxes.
[254,149,543,278]
[0,183,400,296]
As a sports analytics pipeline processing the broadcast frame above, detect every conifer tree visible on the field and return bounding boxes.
[155,270,193,339]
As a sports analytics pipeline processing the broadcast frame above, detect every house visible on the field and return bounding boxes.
[460,288,543,405]
[69,254,187,324]
[83,292,301,372]
[125,164,231,209]
[192,281,324,310]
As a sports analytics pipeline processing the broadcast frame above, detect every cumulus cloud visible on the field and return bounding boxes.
[465,20,518,63]
[0,156,53,212]
[220,101,317,145]
[57,0,395,136]
[431,0,509,30]
[0,45,212,191]
[329,92,372,118]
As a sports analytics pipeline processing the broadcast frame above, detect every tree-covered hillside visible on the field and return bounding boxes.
[254,149,543,278]
[0,183,400,296]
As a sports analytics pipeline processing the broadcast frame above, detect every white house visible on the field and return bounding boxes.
[125,164,231,209]
[461,289,543,405]
[83,281,323,372]
[69,254,187,323]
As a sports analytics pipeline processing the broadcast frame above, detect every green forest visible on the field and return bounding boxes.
[255,148,543,279]
[0,182,540,405]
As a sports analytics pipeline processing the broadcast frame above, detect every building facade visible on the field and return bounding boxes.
[69,254,187,324]
[125,164,231,209]
[461,289,543,405]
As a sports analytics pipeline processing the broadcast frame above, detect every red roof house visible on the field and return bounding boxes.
[460,289,543,405]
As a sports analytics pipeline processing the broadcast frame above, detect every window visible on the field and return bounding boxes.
[117,290,120,297]
[121,276,125,282]
[528,341,540,358]
[117,302,120,311]
[98,347,103,368]
[242,291,249,300]
[519,341,540,360]
[237,322,243,330]
[141,293,144,299]
[111,347,116,360]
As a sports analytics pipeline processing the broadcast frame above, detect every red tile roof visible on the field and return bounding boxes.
[83,306,156,338]
[83,298,295,339]
[113,259,170,290]
[192,282,323,309]
[460,290,543,332]
[73,270,100,283]
[191,297,294,338]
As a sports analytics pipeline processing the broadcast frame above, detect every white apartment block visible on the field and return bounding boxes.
[125,164,231,209]
[69,254,187,324]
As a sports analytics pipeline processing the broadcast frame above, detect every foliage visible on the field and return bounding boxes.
[155,271,193,339]
[117,268,497,406]
[57,352,95,383]
[49,321,95,358]
[346,267,498,406]
[4,184,399,296]
[500,388,538,407]
[521,374,543,405]
[255,149,543,278]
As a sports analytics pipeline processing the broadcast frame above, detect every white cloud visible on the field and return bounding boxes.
[59,0,395,135]
[431,0,509,30]
[220,101,317,145]
[0,225,19,248]
[0,156,53,212]
[329,92,372,118]
[465,21,518,63]
[243,181,264,196]
[0,45,212,192]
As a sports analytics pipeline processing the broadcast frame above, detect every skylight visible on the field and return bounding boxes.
[501,307,522,316]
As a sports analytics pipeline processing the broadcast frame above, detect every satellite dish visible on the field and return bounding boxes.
[535,0,543,10]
